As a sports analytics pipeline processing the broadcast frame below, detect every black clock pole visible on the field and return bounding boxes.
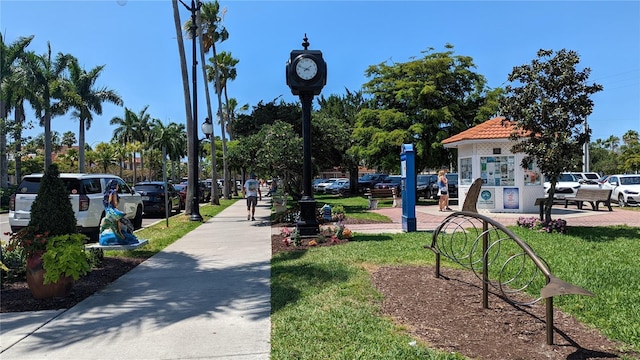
[297,92,318,236]
[285,34,327,237]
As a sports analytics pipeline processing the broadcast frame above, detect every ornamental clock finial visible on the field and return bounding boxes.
[302,34,309,50]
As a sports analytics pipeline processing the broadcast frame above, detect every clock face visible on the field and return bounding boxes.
[295,57,318,81]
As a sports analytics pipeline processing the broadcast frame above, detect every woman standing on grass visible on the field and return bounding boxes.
[438,170,452,212]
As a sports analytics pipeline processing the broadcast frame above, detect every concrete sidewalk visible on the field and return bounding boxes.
[1,196,272,360]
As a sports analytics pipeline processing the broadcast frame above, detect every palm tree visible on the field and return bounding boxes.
[64,57,123,172]
[148,119,187,182]
[111,141,129,178]
[223,97,248,141]
[187,0,228,205]
[173,0,197,214]
[111,107,141,179]
[94,142,118,173]
[622,130,639,146]
[604,135,620,153]
[207,50,237,198]
[0,34,34,186]
[21,42,74,169]
[132,108,152,180]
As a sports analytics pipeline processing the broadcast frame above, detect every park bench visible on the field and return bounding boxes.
[564,188,613,211]
[534,197,556,221]
[366,188,398,209]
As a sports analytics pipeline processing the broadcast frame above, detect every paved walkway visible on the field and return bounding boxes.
[1,193,638,359]
[1,193,273,360]
[343,201,640,233]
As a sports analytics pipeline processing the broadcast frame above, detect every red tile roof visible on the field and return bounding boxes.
[442,116,518,145]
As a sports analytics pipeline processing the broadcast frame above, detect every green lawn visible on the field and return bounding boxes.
[271,225,640,358]
[98,196,639,358]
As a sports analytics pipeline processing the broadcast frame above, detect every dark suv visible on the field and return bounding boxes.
[417,174,438,199]
[134,181,182,216]
[425,173,459,199]
[357,173,388,193]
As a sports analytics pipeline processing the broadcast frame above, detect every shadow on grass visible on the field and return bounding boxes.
[350,234,395,242]
[271,251,351,313]
[569,225,640,242]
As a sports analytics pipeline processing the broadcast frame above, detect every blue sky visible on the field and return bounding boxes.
[2,0,639,148]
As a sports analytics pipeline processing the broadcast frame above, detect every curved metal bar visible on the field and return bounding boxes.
[427,210,594,345]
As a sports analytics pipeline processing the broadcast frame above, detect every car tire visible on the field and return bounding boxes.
[618,194,626,207]
[133,205,144,229]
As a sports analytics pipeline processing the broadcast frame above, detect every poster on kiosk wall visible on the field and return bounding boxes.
[503,187,520,209]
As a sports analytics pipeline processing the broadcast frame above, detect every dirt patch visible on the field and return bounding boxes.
[372,265,638,359]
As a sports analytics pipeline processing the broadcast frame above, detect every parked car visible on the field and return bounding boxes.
[600,174,640,207]
[9,173,144,242]
[177,182,209,203]
[445,173,459,199]
[374,175,402,193]
[312,178,328,192]
[173,183,187,209]
[134,181,182,216]
[326,178,349,195]
[571,172,601,185]
[315,178,338,194]
[357,173,388,193]
[428,173,459,199]
[417,174,438,199]
[543,173,582,200]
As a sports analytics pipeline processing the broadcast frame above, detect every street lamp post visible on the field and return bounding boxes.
[201,117,219,204]
[179,0,203,221]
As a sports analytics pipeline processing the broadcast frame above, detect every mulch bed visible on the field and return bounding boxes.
[1,256,145,313]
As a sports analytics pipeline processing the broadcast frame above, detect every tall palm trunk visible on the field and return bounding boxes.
[44,111,52,169]
[79,118,86,172]
[0,101,8,186]
[197,10,219,205]
[14,103,25,182]
[212,50,229,199]
[172,0,195,214]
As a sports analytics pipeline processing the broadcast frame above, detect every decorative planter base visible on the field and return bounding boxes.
[26,254,74,299]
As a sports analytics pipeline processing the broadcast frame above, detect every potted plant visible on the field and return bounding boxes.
[7,164,91,299]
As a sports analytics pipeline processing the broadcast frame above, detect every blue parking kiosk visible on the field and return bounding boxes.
[400,144,416,232]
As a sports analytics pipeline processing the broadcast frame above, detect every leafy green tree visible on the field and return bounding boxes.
[619,130,640,173]
[317,90,369,193]
[357,45,497,172]
[589,141,617,175]
[28,164,77,236]
[499,49,603,222]
[253,121,303,198]
[232,99,301,138]
[64,57,122,172]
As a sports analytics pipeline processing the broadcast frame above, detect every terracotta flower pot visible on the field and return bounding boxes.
[25,252,74,299]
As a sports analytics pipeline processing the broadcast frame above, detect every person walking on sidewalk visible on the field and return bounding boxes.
[243,173,261,221]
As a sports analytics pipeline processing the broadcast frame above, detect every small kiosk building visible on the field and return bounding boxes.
[442,117,545,213]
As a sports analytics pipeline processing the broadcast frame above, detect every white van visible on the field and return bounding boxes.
[9,173,144,242]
